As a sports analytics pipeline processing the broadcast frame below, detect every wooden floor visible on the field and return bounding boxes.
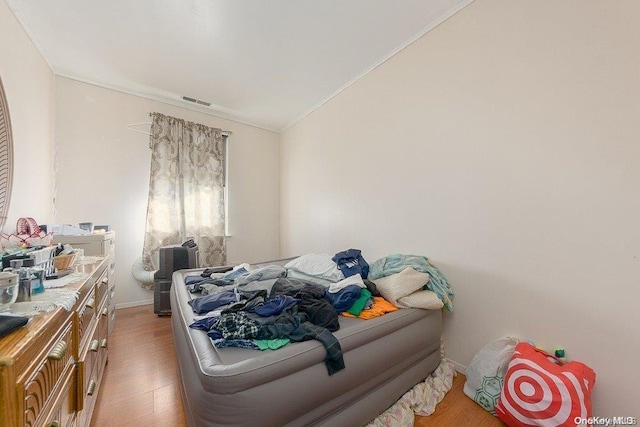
[91,305,187,426]
[413,375,504,427]
[92,305,503,426]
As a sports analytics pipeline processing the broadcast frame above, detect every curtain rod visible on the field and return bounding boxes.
[125,121,232,137]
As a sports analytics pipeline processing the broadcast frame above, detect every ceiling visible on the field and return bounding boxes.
[6,0,472,132]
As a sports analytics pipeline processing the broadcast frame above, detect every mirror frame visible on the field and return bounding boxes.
[0,76,14,232]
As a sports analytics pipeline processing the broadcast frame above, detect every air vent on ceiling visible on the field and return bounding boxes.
[182,96,211,107]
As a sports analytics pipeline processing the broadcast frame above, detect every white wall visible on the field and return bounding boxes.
[281,0,640,416]
[0,0,55,230]
[55,77,280,308]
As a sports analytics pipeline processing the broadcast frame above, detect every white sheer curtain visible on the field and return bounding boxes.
[141,112,226,285]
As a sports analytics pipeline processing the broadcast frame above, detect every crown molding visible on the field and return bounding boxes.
[7,0,475,135]
[54,71,281,133]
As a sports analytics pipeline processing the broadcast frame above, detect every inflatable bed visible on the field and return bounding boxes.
[170,253,453,426]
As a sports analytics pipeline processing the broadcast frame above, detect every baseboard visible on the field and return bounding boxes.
[448,358,467,375]
[115,299,153,309]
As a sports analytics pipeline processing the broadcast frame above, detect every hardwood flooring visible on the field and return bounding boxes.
[413,375,504,427]
[92,305,503,426]
[91,305,186,426]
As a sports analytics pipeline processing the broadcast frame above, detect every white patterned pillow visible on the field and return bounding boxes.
[372,267,429,306]
[398,290,443,310]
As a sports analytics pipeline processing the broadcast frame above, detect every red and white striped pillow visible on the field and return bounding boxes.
[496,342,596,427]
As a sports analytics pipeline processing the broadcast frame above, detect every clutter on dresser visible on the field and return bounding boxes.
[42,223,91,236]
[0,242,89,317]
[1,246,55,297]
[49,243,82,279]
[0,271,19,304]
[0,244,82,317]
[0,234,83,311]
[1,257,47,304]
[0,218,115,332]
[0,216,54,248]
[78,222,94,233]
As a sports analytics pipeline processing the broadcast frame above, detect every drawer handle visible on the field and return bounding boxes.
[101,338,108,348]
[49,421,60,427]
[47,340,68,361]
[102,308,108,316]
[101,277,108,285]
[90,339,99,352]
[87,380,96,396]
[86,298,95,309]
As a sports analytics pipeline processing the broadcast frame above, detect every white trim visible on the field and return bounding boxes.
[1,0,279,134]
[55,72,280,133]
[5,1,57,72]
[115,299,154,310]
[7,0,475,134]
[282,0,476,131]
[448,358,467,375]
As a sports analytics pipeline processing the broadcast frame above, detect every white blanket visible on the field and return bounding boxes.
[285,253,345,282]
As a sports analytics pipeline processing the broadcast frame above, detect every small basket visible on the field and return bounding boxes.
[54,253,78,271]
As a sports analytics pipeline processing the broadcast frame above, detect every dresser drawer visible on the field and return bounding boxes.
[75,357,98,427]
[21,320,74,427]
[76,331,102,426]
[1,251,111,427]
[76,292,96,347]
[107,297,116,334]
[96,271,109,309]
[39,367,76,427]
[97,301,109,369]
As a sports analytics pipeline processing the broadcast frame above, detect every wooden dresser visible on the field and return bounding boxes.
[0,257,110,427]
[53,232,116,335]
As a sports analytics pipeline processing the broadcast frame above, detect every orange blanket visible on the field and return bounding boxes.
[342,296,398,320]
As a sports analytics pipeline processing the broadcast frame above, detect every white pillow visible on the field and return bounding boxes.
[398,290,443,310]
[372,267,429,306]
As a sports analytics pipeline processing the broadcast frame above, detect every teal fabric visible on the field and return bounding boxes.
[369,254,454,313]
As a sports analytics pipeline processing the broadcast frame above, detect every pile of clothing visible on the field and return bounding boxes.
[186,250,454,375]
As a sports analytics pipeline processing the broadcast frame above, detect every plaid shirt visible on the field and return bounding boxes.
[213,312,260,339]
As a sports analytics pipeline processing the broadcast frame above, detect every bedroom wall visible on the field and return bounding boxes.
[0,0,55,231]
[55,77,280,308]
[280,0,639,416]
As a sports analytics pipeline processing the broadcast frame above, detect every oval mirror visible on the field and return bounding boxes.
[0,77,14,231]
